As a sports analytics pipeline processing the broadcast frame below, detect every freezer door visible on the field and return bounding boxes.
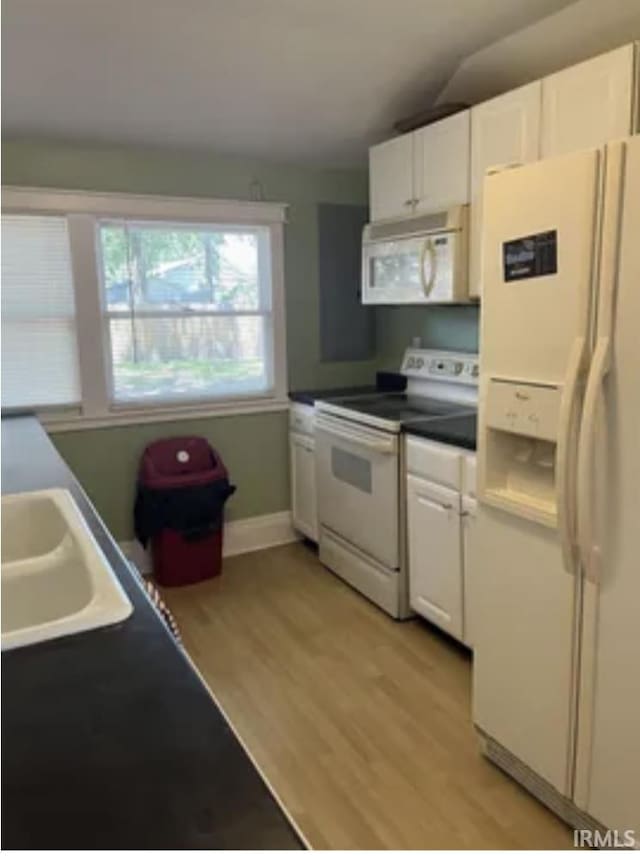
[573,137,640,834]
[480,149,600,385]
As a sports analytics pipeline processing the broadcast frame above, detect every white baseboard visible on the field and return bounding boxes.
[222,511,300,557]
[119,510,299,574]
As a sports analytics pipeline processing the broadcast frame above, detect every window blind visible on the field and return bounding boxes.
[1,215,81,409]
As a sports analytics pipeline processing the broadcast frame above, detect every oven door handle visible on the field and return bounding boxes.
[316,421,396,455]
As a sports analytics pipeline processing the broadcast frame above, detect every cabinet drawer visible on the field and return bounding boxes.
[405,435,462,489]
[319,527,400,617]
[289,403,315,436]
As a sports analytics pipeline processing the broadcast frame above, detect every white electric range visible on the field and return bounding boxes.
[314,349,478,618]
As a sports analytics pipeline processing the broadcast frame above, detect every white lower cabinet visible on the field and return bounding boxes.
[406,473,463,640]
[290,431,318,542]
[461,495,477,648]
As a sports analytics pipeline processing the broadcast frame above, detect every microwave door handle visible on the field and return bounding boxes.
[420,237,436,299]
[576,336,611,585]
[556,336,586,577]
[362,245,375,300]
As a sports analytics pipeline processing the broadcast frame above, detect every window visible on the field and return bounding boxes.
[1,189,287,427]
[99,221,273,405]
[1,215,81,409]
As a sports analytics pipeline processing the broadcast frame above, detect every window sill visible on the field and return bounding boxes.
[40,397,291,433]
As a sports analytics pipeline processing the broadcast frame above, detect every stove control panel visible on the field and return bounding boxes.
[401,349,479,385]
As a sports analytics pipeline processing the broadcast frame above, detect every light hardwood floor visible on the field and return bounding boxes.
[162,542,573,849]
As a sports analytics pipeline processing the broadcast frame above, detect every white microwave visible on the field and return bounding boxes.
[361,206,469,305]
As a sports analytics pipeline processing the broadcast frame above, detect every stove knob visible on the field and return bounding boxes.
[416,357,424,369]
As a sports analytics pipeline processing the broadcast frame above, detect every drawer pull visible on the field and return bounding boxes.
[418,495,454,512]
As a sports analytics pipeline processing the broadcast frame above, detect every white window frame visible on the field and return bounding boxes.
[2,187,289,430]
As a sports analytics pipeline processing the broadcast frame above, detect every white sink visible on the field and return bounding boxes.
[1,488,133,651]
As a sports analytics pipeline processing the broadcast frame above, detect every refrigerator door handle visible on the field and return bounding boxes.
[575,142,625,584]
[576,336,611,585]
[557,336,586,576]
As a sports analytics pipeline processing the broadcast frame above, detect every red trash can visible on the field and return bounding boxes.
[134,437,236,587]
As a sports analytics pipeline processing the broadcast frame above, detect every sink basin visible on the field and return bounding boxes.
[1,489,133,651]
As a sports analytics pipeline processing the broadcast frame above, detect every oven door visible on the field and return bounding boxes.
[315,413,399,568]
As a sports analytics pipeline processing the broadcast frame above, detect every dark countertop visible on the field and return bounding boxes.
[403,413,477,451]
[289,385,376,406]
[289,371,406,407]
[1,416,303,850]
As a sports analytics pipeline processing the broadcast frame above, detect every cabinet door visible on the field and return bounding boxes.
[469,82,541,298]
[413,110,470,214]
[407,474,463,639]
[461,496,477,649]
[290,433,317,541]
[541,44,636,158]
[369,134,414,222]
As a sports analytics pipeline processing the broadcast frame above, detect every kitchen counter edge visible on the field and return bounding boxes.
[1,415,304,851]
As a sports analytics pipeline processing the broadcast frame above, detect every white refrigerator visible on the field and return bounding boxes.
[473,136,640,835]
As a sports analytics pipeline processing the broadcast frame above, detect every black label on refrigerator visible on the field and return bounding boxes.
[503,230,557,281]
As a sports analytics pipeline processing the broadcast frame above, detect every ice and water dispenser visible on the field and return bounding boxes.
[479,379,562,525]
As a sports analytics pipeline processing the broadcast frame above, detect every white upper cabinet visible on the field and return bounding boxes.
[541,43,637,158]
[413,110,470,213]
[368,43,638,291]
[369,110,470,222]
[369,133,414,222]
[469,81,542,298]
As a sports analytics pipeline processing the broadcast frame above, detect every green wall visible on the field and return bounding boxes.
[376,305,480,364]
[52,411,289,539]
[2,138,375,393]
[2,137,480,540]
[2,138,376,538]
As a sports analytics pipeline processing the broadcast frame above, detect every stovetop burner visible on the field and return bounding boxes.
[316,349,479,435]
[322,392,472,425]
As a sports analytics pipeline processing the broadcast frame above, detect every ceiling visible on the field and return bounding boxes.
[2,0,574,166]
